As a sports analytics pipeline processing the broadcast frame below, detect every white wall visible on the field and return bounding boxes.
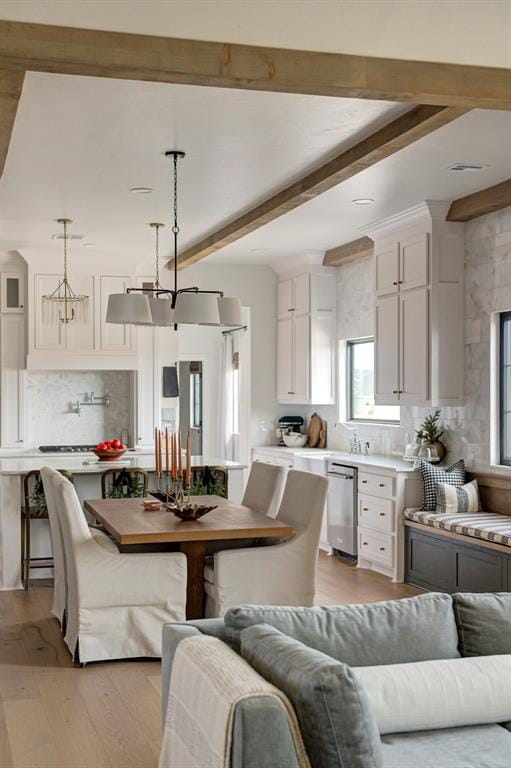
[2,1,509,68]
[177,263,277,448]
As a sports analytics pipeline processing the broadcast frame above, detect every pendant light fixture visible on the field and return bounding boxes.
[106,150,242,328]
[42,218,89,325]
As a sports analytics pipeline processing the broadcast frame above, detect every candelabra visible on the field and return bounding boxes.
[156,471,191,509]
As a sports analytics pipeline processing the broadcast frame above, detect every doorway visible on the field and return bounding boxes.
[179,360,203,455]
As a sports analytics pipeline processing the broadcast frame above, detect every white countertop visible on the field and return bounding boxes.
[0,453,245,476]
[253,445,415,473]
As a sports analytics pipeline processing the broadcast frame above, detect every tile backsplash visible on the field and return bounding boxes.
[279,206,511,470]
[27,371,132,446]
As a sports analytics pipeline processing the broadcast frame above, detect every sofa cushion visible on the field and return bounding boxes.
[354,654,511,734]
[225,593,459,665]
[418,459,465,511]
[240,623,383,768]
[453,593,511,656]
[381,724,511,768]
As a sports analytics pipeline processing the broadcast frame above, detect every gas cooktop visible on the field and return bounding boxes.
[38,445,97,453]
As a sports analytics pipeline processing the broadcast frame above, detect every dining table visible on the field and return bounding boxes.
[84,495,294,619]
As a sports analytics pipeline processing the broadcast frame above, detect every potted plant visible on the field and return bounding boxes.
[415,409,446,460]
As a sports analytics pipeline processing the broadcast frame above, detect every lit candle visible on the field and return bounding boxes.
[185,429,191,488]
[165,427,169,475]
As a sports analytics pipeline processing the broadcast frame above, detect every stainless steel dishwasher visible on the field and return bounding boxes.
[326,461,357,557]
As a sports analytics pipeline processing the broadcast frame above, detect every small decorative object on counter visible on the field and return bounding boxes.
[404,433,418,459]
[93,439,127,461]
[307,413,323,447]
[415,409,446,461]
[318,419,327,449]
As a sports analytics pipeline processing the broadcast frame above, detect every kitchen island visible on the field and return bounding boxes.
[0,452,246,590]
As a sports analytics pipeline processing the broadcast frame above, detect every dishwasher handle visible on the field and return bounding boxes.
[327,472,353,480]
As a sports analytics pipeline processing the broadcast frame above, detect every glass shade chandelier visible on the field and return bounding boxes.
[106,150,242,328]
[42,218,89,325]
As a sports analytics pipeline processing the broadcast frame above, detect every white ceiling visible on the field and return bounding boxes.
[0,72,408,259]
[1,72,510,270]
[1,0,510,67]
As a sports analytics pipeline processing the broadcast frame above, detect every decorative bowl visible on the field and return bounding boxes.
[93,447,128,462]
[283,433,308,447]
[169,504,217,521]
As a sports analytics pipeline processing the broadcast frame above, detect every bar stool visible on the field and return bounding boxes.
[101,467,149,499]
[21,469,73,590]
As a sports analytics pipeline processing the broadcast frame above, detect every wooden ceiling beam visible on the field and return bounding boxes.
[446,179,511,222]
[0,69,24,177]
[0,20,509,110]
[169,104,466,269]
[323,236,374,267]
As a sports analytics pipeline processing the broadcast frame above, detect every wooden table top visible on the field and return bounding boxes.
[84,496,294,545]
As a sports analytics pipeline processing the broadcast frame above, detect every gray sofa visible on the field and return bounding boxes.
[161,592,511,768]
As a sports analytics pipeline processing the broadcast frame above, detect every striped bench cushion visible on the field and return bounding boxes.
[404,509,511,548]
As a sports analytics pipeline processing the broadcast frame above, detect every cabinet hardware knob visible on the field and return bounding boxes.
[392,281,398,285]
[362,480,367,484]
[362,542,368,546]
[379,512,386,516]
[379,547,386,551]
[392,389,398,394]
[288,308,295,312]
[379,483,385,487]
[362,507,368,512]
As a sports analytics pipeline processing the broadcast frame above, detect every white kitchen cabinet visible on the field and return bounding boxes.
[277,267,336,405]
[399,287,429,404]
[1,272,25,313]
[367,202,464,407]
[277,316,294,400]
[0,315,26,447]
[293,313,310,402]
[375,294,399,404]
[100,276,132,352]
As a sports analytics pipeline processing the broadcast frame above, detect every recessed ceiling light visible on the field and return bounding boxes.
[447,163,489,172]
[352,198,375,206]
[130,187,153,194]
[83,243,96,248]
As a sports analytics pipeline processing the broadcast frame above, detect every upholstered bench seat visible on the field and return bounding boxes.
[404,509,511,548]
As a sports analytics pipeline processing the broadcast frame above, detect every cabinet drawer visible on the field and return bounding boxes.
[358,472,394,498]
[358,528,393,568]
[358,494,394,533]
[274,457,293,468]
[253,453,275,465]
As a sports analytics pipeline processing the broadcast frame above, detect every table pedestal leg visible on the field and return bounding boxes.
[180,541,206,620]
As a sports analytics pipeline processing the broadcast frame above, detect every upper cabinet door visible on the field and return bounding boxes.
[277,279,293,318]
[293,313,310,402]
[34,274,66,350]
[400,232,429,291]
[65,274,95,352]
[277,317,294,401]
[374,294,399,405]
[293,273,310,316]
[375,241,399,296]
[1,273,25,313]
[100,276,132,351]
[1,314,26,447]
[399,287,429,405]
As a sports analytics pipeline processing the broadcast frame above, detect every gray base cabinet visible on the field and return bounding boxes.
[405,526,510,593]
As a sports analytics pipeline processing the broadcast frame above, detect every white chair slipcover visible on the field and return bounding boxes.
[241,461,287,518]
[40,466,118,627]
[204,469,328,618]
[51,471,187,663]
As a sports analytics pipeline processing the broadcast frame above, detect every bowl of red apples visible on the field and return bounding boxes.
[93,438,128,461]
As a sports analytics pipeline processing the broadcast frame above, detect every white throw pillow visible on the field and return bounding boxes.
[354,654,511,735]
[435,478,481,513]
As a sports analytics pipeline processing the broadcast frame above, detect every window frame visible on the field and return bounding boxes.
[500,311,511,467]
[346,337,400,425]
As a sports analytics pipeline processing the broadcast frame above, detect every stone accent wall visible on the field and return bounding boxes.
[280,206,511,470]
[26,370,131,447]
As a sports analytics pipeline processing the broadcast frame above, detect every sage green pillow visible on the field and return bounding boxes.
[453,593,511,656]
[240,623,383,768]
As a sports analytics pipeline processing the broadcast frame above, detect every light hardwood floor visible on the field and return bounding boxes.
[0,553,421,768]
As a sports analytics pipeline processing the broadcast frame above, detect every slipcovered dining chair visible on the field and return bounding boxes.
[50,471,187,663]
[241,461,286,518]
[204,469,328,618]
[40,466,118,628]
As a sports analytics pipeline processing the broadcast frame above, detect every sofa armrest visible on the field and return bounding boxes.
[161,624,202,726]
